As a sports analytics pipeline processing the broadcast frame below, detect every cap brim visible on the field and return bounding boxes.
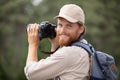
[54,14,78,23]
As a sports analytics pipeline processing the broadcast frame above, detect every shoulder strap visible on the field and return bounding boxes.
[71,42,95,55]
[71,42,104,73]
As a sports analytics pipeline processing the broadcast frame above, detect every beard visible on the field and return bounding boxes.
[58,33,78,46]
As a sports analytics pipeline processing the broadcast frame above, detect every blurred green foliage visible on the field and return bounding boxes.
[0,0,120,80]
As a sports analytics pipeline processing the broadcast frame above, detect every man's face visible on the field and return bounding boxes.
[56,18,84,46]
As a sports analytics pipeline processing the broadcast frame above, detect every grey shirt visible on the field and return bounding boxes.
[24,39,89,80]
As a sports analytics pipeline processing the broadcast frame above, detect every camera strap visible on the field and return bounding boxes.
[40,47,59,54]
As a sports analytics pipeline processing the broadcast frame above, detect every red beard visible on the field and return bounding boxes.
[58,33,77,46]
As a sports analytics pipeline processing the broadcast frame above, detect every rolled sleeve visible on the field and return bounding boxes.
[24,61,38,80]
[24,48,70,80]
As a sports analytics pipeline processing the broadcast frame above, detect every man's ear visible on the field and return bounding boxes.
[79,26,85,34]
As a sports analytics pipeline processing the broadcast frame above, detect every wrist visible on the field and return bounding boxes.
[27,44,38,64]
[29,43,39,48]
[51,44,59,51]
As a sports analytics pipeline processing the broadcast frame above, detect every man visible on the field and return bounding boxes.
[24,4,89,80]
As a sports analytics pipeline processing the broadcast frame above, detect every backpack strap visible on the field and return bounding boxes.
[71,42,95,56]
[71,42,104,75]
[71,42,93,80]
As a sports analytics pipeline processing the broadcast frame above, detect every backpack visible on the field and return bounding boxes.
[71,42,117,80]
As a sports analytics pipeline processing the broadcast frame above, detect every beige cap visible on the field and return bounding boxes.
[55,4,85,24]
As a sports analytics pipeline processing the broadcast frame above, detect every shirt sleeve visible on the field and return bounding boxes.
[24,47,72,80]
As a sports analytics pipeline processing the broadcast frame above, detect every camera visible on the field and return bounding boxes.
[39,21,56,39]
[27,21,56,40]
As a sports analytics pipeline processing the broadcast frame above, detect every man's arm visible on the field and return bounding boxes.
[25,24,61,80]
[26,23,40,64]
[24,47,72,80]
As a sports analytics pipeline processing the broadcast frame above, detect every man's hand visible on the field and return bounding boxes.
[27,23,40,47]
[49,28,59,52]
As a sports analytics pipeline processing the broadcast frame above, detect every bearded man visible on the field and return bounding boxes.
[24,4,89,80]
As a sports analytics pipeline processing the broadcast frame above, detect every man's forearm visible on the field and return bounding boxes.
[26,45,38,64]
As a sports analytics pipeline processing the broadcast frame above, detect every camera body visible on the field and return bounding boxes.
[27,21,56,40]
[39,21,56,39]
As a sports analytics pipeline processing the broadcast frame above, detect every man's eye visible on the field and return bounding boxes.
[57,24,62,28]
[67,25,72,28]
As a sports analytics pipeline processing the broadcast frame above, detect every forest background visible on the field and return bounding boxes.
[0,0,120,80]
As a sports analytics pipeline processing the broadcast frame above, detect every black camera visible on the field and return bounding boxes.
[27,21,56,40]
[39,21,56,39]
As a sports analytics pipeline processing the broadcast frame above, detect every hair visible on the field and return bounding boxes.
[77,23,85,39]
